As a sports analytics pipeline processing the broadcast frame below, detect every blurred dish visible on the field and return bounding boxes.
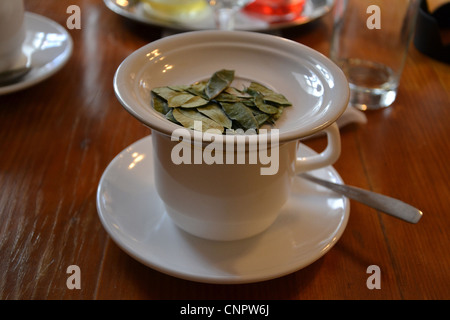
[103,0,334,31]
[0,12,73,95]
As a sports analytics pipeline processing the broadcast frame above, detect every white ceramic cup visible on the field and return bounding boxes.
[114,31,350,241]
[151,123,340,241]
[0,0,25,72]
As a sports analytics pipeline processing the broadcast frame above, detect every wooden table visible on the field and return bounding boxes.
[1,0,449,301]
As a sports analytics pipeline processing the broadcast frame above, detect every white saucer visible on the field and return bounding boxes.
[96,135,350,284]
[0,12,73,95]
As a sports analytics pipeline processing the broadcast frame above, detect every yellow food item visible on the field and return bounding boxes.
[141,0,207,20]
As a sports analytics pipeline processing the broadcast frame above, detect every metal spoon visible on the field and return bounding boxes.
[300,173,423,224]
[0,66,31,86]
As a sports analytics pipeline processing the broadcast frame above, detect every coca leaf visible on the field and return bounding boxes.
[221,102,258,131]
[205,69,234,99]
[172,108,224,133]
[198,103,232,129]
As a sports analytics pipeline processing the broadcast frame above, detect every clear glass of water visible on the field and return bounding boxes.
[207,0,254,30]
[330,0,419,110]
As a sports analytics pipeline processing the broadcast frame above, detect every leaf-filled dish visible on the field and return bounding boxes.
[151,69,292,133]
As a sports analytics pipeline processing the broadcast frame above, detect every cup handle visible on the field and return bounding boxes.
[295,122,341,173]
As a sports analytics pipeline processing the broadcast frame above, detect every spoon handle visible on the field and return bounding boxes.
[300,173,423,224]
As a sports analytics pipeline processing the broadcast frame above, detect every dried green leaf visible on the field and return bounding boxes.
[168,92,208,108]
[224,87,252,98]
[191,80,207,90]
[221,102,258,131]
[254,113,271,126]
[181,95,209,108]
[168,85,190,92]
[246,81,292,106]
[151,87,178,101]
[165,109,180,124]
[246,82,273,96]
[151,93,170,115]
[214,92,242,103]
[270,107,284,122]
[264,93,292,106]
[186,81,208,99]
[205,69,234,99]
[253,93,279,114]
[241,99,256,108]
[198,103,232,129]
[172,108,224,133]
[167,92,196,108]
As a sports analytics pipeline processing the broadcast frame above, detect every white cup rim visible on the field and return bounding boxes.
[114,30,349,144]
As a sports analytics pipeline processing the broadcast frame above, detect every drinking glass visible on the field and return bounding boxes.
[208,0,254,30]
[330,0,419,110]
